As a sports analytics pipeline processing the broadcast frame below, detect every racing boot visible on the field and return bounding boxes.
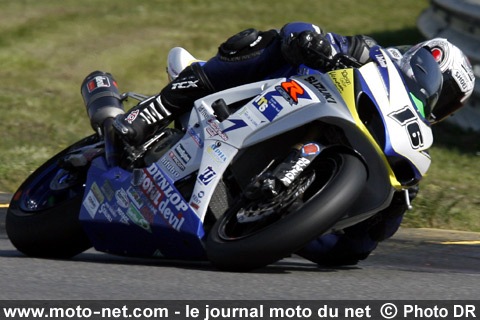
[113,94,172,147]
[114,63,215,147]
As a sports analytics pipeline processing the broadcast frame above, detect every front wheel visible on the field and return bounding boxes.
[6,135,98,258]
[206,152,367,271]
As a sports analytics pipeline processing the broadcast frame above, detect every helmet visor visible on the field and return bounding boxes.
[400,47,443,121]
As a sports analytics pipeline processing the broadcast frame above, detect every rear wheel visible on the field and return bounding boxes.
[6,135,98,258]
[206,151,367,271]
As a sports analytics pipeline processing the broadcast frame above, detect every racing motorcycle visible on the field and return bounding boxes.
[5,45,438,271]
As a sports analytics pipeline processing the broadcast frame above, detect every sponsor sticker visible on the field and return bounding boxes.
[175,144,191,164]
[206,118,229,141]
[99,203,114,222]
[140,164,188,231]
[115,188,130,208]
[276,80,305,104]
[198,166,216,186]
[190,191,204,210]
[375,54,388,68]
[125,109,139,124]
[171,80,199,89]
[116,207,130,225]
[169,151,186,171]
[83,189,100,219]
[90,182,104,204]
[239,107,264,129]
[253,96,283,122]
[87,76,111,93]
[387,48,402,61]
[302,143,321,156]
[305,76,337,103]
[126,204,152,233]
[140,205,155,225]
[279,157,311,186]
[454,69,473,93]
[82,182,105,219]
[127,186,144,208]
[160,156,181,178]
[207,143,227,163]
[101,180,115,201]
[328,70,353,94]
[187,126,204,148]
[190,202,199,210]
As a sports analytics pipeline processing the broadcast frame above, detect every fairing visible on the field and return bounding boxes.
[78,46,432,258]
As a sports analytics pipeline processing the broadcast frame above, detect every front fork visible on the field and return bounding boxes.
[272,142,323,187]
[250,142,324,198]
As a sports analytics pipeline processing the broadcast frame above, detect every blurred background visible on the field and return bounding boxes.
[0,0,478,231]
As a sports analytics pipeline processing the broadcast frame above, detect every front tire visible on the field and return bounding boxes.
[206,152,367,271]
[6,136,97,258]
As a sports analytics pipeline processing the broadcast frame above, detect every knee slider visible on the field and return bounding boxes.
[218,28,278,62]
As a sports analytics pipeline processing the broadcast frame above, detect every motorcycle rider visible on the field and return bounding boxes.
[110,22,475,266]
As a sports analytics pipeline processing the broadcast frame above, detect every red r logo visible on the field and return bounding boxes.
[281,80,304,103]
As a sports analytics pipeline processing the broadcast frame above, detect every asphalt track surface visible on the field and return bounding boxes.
[1,192,479,300]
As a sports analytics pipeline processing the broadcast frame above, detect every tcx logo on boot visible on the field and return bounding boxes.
[171,80,199,89]
[125,110,139,124]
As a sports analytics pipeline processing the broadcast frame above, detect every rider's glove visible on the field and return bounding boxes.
[329,53,362,70]
[281,30,333,70]
[345,34,377,65]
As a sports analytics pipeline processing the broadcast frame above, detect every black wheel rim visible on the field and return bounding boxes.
[218,157,339,241]
[18,162,86,213]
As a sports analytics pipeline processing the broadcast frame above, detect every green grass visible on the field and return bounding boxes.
[402,124,480,231]
[1,0,478,231]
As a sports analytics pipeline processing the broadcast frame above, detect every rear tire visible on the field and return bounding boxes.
[6,136,97,258]
[206,152,367,271]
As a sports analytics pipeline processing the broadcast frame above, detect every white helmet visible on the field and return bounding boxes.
[401,38,475,124]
